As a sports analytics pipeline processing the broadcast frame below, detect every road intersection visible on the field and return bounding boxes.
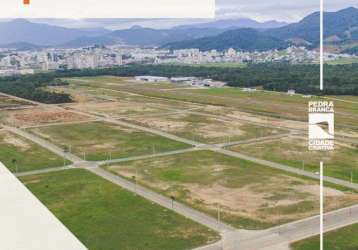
[1,90,358,249]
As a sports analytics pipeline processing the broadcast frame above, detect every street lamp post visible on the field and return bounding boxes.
[12,159,18,173]
[132,175,137,194]
[170,196,175,209]
[217,204,221,230]
[63,146,68,166]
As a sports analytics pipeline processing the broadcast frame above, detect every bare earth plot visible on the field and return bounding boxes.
[64,77,358,137]
[28,121,190,161]
[64,90,200,117]
[0,130,68,172]
[68,100,170,117]
[105,150,358,230]
[229,136,358,183]
[56,80,202,116]
[124,112,285,144]
[21,169,219,250]
[0,105,91,127]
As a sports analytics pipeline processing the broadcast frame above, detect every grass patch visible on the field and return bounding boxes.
[21,169,219,250]
[291,223,358,250]
[105,150,358,230]
[125,113,285,144]
[0,131,69,172]
[63,76,358,129]
[0,95,29,106]
[230,136,358,183]
[28,121,190,161]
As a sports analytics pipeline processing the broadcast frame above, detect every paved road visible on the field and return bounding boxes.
[45,106,358,191]
[21,119,100,129]
[189,110,358,144]
[0,91,41,106]
[197,204,358,250]
[187,110,300,133]
[68,106,203,146]
[15,165,75,177]
[87,166,236,233]
[3,90,358,249]
[97,147,198,166]
[215,148,358,190]
[214,132,293,148]
[116,109,193,120]
[4,126,82,163]
[5,127,231,233]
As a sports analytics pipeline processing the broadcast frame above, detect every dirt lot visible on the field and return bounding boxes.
[230,135,358,183]
[124,112,285,144]
[28,121,190,161]
[107,150,358,229]
[69,100,173,117]
[0,106,91,127]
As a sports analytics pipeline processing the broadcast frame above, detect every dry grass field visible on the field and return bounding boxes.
[28,121,190,161]
[106,150,358,229]
[124,112,285,144]
[230,136,358,183]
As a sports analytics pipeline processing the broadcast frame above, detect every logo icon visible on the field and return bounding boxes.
[308,101,334,151]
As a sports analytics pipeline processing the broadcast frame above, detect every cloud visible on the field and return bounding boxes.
[215,0,320,22]
[215,0,358,22]
[6,0,358,29]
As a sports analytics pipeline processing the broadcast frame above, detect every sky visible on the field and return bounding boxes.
[2,0,358,30]
[216,0,358,21]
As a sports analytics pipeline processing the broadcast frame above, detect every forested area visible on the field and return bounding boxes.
[0,62,357,104]
[0,74,72,103]
[56,63,357,95]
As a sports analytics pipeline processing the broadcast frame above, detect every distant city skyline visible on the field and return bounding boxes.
[0,0,357,30]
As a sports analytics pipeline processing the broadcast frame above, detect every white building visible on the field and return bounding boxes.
[135,76,169,82]
[287,89,296,95]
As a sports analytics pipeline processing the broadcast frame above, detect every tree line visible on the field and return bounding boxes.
[0,63,357,104]
[0,74,72,103]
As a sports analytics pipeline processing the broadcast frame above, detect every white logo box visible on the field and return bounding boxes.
[0,0,215,18]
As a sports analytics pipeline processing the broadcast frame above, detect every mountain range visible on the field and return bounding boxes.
[0,19,109,47]
[173,18,288,30]
[162,28,289,52]
[164,7,358,52]
[0,18,288,48]
[1,7,358,52]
